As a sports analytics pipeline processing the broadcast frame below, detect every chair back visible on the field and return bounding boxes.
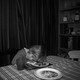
[68,50,80,61]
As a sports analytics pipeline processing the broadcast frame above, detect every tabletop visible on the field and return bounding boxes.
[0,55,80,80]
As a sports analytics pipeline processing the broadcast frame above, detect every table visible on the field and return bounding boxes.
[0,56,80,80]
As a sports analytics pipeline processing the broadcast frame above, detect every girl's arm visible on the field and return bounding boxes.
[11,49,27,65]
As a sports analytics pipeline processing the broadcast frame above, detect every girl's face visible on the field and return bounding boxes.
[26,52,34,60]
[26,45,41,61]
[26,48,41,61]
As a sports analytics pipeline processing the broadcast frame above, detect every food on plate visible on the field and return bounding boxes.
[35,68,62,79]
[26,61,36,65]
[35,62,49,66]
[26,61,49,67]
[41,71,58,78]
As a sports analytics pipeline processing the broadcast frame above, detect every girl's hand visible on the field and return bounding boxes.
[14,64,17,67]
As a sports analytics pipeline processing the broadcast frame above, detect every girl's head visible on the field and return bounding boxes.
[26,45,42,61]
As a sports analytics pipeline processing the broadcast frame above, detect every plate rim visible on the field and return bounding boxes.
[26,61,49,67]
[33,62,49,67]
[34,68,62,79]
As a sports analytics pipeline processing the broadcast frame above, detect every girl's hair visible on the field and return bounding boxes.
[29,45,46,59]
[30,45,41,49]
[29,45,41,53]
[29,45,42,58]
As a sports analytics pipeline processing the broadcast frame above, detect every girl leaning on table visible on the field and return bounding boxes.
[11,45,46,70]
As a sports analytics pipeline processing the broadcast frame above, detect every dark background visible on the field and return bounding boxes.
[0,0,58,66]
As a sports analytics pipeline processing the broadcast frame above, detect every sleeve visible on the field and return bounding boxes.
[11,49,26,65]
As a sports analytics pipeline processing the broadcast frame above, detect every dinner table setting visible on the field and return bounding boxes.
[0,55,80,80]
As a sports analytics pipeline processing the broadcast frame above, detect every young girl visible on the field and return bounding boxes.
[11,45,42,70]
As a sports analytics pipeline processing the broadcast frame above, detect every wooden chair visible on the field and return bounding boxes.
[68,50,80,61]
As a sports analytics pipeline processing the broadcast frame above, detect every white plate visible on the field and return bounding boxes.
[26,61,49,67]
[34,68,62,80]
[34,62,49,67]
[26,61,36,65]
